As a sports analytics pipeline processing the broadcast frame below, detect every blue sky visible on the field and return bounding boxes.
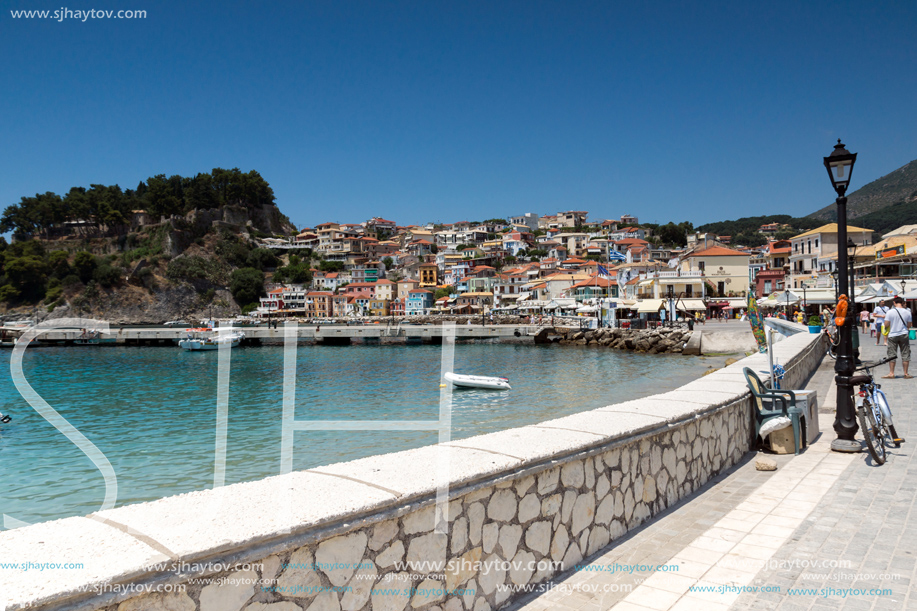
[2,1,915,230]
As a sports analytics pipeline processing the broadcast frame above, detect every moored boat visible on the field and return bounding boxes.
[178,329,245,351]
[444,372,511,390]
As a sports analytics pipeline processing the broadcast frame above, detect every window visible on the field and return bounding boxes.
[698,261,705,271]
[717,282,725,296]
[815,238,819,248]
[764,281,772,293]
[685,285,692,297]
[807,240,811,254]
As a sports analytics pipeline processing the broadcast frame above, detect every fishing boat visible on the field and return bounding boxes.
[444,372,511,390]
[178,329,245,351]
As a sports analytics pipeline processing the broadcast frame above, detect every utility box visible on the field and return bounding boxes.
[791,389,819,445]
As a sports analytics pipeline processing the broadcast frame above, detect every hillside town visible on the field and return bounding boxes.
[249,212,917,323]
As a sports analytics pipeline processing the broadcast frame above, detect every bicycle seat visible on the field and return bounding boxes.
[849,375,872,385]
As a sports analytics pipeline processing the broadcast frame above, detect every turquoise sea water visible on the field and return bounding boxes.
[0,344,716,527]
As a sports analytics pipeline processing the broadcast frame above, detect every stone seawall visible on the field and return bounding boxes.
[0,333,826,611]
[535,326,691,354]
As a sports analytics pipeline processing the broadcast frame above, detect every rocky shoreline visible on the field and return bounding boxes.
[535,326,690,354]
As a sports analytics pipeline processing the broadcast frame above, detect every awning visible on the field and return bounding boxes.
[794,289,840,305]
[725,298,747,309]
[576,305,598,313]
[547,298,578,310]
[675,298,707,311]
[636,299,664,313]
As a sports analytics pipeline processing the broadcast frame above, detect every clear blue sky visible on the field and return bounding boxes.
[2,1,915,230]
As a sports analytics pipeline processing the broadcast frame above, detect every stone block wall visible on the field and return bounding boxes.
[100,403,746,611]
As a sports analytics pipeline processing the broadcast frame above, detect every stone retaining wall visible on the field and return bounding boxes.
[0,332,825,611]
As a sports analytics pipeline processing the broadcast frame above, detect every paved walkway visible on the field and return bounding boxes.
[508,329,915,611]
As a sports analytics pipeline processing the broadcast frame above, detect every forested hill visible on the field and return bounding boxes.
[695,215,823,246]
[0,168,297,323]
[808,159,917,223]
[0,168,291,240]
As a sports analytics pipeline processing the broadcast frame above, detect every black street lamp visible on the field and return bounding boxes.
[847,238,858,296]
[824,139,859,453]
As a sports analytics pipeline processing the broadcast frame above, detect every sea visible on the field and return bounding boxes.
[0,343,719,527]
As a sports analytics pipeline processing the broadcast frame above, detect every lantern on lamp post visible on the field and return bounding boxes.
[824,140,859,453]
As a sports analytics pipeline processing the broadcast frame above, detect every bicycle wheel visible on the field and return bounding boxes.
[875,392,902,448]
[858,403,886,465]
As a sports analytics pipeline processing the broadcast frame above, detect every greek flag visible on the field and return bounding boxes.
[608,250,626,261]
[597,265,611,278]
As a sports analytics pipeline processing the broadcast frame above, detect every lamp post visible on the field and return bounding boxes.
[824,139,859,453]
[847,238,858,298]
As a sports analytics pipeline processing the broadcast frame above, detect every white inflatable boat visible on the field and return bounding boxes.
[444,372,511,390]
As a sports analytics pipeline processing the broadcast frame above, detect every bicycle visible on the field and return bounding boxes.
[824,321,840,359]
[850,356,904,464]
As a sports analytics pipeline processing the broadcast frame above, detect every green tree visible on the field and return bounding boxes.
[229,267,265,307]
[3,255,49,301]
[319,260,344,272]
[48,250,72,278]
[247,248,279,270]
[73,251,97,283]
[382,256,394,269]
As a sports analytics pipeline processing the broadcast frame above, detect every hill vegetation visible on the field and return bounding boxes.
[0,169,302,322]
[0,168,285,240]
[808,159,917,222]
[696,215,823,246]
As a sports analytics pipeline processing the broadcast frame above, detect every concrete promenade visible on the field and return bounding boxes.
[508,329,915,611]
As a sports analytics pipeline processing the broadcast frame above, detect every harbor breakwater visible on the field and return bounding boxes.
[0,328,825,611]
[535,326,691,354]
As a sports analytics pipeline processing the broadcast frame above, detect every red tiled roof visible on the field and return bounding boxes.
[687,246,750,257]
[570,276,617,288]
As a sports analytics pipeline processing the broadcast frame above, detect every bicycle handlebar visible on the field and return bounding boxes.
[856,356,897,371]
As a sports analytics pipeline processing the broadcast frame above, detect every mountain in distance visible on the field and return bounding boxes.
[699,158,917,242]
[808,158,917,229]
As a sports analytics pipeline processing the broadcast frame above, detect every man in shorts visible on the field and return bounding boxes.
[884,296,913,379]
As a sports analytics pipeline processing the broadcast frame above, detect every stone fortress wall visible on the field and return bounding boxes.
[0,331,825,611]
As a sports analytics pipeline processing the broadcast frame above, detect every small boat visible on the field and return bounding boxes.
[444,372,511,390]
[74,330,102,346]
[178,329,245,351]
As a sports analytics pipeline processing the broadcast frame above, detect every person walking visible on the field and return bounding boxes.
[884,296,913,379]
[873,300,890,346]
